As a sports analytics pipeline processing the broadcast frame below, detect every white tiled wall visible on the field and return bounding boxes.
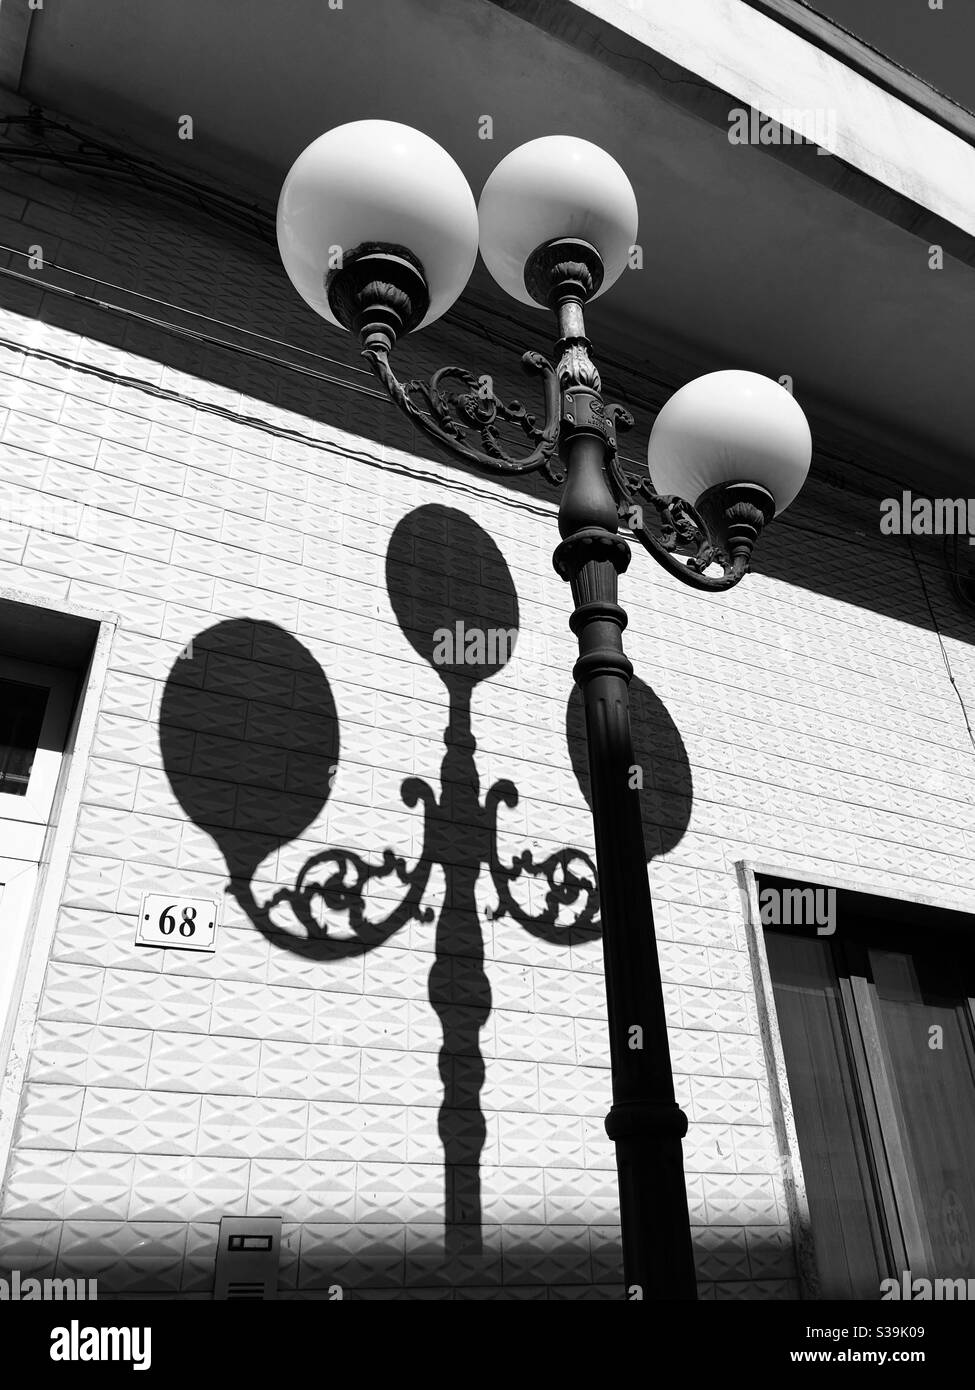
[1,109,973,1299]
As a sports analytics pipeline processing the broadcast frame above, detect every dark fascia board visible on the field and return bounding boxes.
[484,0,975,271]
[740,0,975,148]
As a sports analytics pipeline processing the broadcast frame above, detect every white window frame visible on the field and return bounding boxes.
[0,654,78,826]
[0,591,117,1198]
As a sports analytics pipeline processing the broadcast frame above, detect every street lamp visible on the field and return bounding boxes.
[277,120,811,1300]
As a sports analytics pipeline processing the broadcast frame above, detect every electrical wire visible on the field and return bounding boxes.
[908,534,975,759]
[0,260,386,400]
[0,242,371,376]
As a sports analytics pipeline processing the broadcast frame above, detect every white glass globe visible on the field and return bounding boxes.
[647,371,811,516]
[478,136,638,307]
[276,121,479,331]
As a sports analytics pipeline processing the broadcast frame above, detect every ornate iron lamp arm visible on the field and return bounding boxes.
[603,451,756,591]
[362,344,564,483]
[328,242,564,481]
[328,241,773,589]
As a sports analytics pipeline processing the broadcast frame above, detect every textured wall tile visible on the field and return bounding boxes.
[181,1221,218,1293]
[198,1095,308,1159]
[300,1221,406,1291]
[63,1152,136,1221]
[98,969,213,1032]
[259,1040,360,1102]
[356,1163,444,1224]
[61,856,125,912]
[358,1047,438,1108]
[83,756,141,810]
[689,1076,766,1127]
[480,1166,547,1226]
[702,1174,780,1226]
[38,963,103,1024]
[162,925,269,985]
[211,979,314,1042]
[147,1031,260,1095]
[693,1226,751,1281]
[590,1224,623,1283]
[543,1168,620,1226]
[78,1087,201,1155]
[0,1218,62,1270]
[501,1223,592,1285]
[28,1022,151,1088]
[248,1160,356,1223]
[130,1156,249,1222]
[2,1150,72,1219]
[491,1008,575,1065]
[537,1063,609,1116]
[497,1112,585,1169]
[52,907,161,973]
[307,1102,409,1163]
[745,1225,797,1281]
[14,1085,84,1150]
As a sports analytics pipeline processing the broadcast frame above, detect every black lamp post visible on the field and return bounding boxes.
[277,123,812,1300]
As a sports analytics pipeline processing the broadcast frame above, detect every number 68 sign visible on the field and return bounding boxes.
[136,892,218,953]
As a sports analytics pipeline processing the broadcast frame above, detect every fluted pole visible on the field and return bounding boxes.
[548,253,698,1301]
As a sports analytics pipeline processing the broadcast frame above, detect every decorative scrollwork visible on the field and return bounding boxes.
[604,449,750,590]
[486,780,600,942]
[491,845,600,941]
[556,339,601,392]
[363,345,564,484]
[236,845,433,959]
[639,485,718,573]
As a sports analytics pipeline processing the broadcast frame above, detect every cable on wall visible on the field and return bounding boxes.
[909,535,975,759]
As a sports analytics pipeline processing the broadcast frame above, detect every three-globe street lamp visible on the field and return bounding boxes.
[276,121,811,1300]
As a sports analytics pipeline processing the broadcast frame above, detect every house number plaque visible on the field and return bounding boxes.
[135,892,218,952]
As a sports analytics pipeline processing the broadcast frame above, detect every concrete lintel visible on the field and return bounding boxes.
[488,0,975,263]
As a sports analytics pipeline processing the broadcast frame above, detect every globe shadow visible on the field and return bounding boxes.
[155,518,693,1285]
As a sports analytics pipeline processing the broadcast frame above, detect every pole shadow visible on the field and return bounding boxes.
[157,508,693,1283]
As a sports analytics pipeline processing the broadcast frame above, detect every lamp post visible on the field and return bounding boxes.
[276,122,811,1300]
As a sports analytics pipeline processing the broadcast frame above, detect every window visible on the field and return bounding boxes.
[763,878,975,1299]
[0,654,78,1071]
[0,656,76,830]
[0,678,50,796]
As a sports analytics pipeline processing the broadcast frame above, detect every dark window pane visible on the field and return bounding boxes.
[0,679,49,796]
[766,931,889,1298]
[869,948,975,1278]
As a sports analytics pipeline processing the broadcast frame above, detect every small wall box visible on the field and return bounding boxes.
[136,892,218,953]
[214,1217,282,1300]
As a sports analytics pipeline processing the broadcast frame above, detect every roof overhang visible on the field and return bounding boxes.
[2,0,974,489]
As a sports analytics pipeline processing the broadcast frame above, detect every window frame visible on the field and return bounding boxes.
[0,654,78,825]
[0,590,116,1192]
[738,858,975,1300]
